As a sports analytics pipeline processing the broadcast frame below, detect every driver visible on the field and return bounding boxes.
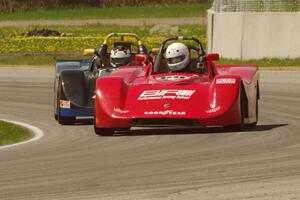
[98,45,132,77]
[165,42,190,72]
[110,45,131,68]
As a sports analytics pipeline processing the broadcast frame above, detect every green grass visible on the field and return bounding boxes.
[0,55,300,67]
[0,120,32,146]
[218,58,300,67]
[0,24,207,37]
[0,55,61,65]
[0,4,211,21]
[0,23,298,67]
[0,24,207,56]
[0,54,93,66]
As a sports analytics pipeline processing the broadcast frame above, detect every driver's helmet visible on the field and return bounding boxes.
[165,42,190,72]
[110,46,131,67]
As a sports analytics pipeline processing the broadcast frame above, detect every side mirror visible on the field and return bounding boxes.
[83,49,96,56]
[135,54,147,63]
[206,53,220,61]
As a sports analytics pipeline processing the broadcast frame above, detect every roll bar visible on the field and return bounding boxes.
[103,32,143,46]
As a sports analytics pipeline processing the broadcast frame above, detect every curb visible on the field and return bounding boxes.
[0,119,44,150]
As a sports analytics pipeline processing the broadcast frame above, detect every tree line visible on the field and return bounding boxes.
[0,0,212,12]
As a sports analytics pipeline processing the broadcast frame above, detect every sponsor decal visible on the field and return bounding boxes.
[216,78,236,84]
[138,90,195,100]
[113,108,129,114]
[156,75,190,81]
[144,110,186,116]
[206,106,221,114]
[60,100,71,109]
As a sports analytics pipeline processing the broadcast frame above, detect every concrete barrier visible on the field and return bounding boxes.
[207,10,300,60]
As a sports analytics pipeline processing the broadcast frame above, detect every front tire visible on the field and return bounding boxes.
[94,127,115,136]
[58,116,76,125]
[247,95,258,128]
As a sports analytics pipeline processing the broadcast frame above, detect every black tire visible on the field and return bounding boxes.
[56,78,76,125]
[94,127,115,136]
[239,88,246,130]
[58,116,76,125]
[246,95,258,128]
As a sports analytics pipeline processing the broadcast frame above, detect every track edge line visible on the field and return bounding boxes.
[0,119,44,150]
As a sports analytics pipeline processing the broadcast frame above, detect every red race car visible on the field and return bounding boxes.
[94,36,259,136]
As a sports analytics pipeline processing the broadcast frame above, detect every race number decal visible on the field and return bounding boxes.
[156,75,190,81]
[60,100,71,109]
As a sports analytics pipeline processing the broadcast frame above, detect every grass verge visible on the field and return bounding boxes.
[0,55,300,67]
[0,4,211,21]
[0,24,207,54]
[0,35,207,53]
[0,23,299,67]
[0,24,207,37]
[0,120,32,146]
[218,58,300,67]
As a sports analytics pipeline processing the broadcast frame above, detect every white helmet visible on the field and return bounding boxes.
[110,46,131,67]
[165,42,190,72]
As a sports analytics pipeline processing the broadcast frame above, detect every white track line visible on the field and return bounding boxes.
[0,119,44,150]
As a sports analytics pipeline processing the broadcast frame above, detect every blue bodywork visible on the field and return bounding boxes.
[56,108,94,117]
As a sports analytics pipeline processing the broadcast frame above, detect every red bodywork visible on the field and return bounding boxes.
[95,54,259,129]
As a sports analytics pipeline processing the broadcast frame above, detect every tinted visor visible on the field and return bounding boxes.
[167,55,185,64]
[111,57,130,65]
[115,46,128,51]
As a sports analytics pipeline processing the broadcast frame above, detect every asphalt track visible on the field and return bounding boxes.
[0,67,300,200]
